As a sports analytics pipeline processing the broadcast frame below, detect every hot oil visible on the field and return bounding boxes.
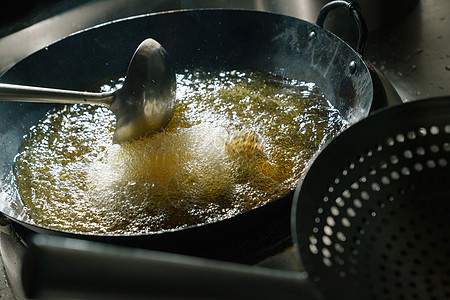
[13,70,346,234]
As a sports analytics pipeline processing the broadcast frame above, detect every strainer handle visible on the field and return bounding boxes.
[316,0,368,57]
[23,235,325,299]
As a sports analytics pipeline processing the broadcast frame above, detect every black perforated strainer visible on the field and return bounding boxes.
[293,97,450,300]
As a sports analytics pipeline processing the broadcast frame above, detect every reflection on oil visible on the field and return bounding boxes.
[13,70,346,234]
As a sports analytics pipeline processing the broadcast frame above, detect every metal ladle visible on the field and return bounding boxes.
[0,38,176,143]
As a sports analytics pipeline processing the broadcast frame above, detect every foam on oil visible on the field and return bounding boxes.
[13,70,346,234]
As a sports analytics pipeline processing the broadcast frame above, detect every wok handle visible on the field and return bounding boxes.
[0,83,114,107]
[316,0,368,57]
[22,235,324,300]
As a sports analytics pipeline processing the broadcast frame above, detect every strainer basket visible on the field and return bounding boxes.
[293,97,450,300]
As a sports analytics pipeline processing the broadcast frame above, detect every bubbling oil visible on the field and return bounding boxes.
[13,70,346,234]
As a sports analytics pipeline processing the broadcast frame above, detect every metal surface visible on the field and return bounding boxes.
[293,97,450,299]
[0,0,448,103]
[21,235,319,300]
[364,0,450,102]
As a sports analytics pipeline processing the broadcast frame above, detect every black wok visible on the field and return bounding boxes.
[0,4,377,263]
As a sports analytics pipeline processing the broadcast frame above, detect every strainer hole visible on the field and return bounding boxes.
[351,182,359,189]
[326,216,336,226]
[401,167,411,176]
[445,124,450,134]
[331,206,339,216]
[407,131,417,140]
[391,171,400,179]
[416,146,426,155]
[347,207,356,217]
[430,125,439,135]
[426,159,436,168]
[336,197,345,207]
[323,225,333,236]
[396,133,405,142]
[443,142,450,152]
[371,182,381,191]
[334,243,344,253]
[403,149,413,159]
[386,137,395,146]
[438,158,448,167]
[309,244,319,254]
[341,217,351,227]
[322,247,331,258]
[322,235,332,246]
[353,198,362,208]
[390,155,399,164]
[380,160,388,169]
[413,162,423,172]
[342,190,351,198]
[359,176,367,183]
[361,191,370,200]
[430,144,439,153]
[381,176,390,184]
[322,257,332,267]
[337,231,346,241]
[418,127,427,136]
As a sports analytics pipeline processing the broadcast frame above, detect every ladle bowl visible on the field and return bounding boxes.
[0,38,176,143]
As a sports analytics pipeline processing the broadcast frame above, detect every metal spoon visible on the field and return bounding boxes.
[0,38,176,143]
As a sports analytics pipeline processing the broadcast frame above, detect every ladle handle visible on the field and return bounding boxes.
[0,83,114,107]
[22,235,324,300]
[316,0,368,57]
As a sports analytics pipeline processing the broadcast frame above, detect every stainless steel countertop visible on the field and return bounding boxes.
[0,0,448,299]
